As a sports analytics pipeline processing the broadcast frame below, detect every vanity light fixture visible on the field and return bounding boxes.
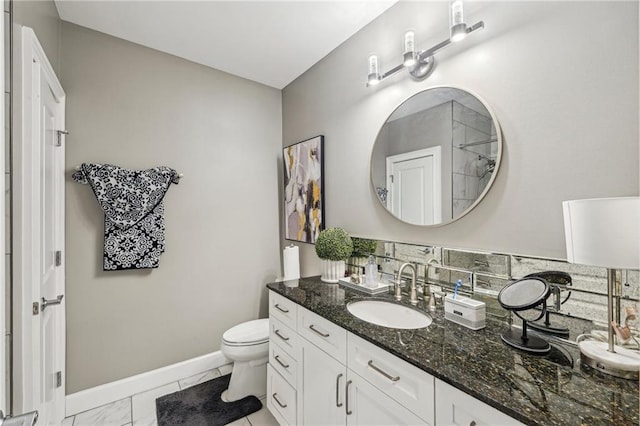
[366,1,484,87]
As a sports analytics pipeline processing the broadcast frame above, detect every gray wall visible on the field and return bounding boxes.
[282,1,639,276]
[61,23,282,393]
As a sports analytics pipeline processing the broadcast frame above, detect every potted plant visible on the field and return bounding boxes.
[315,227,353,283]
[349,237,379,274]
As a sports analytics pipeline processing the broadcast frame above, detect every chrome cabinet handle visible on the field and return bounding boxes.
[345,380,353,415]
[309,324,330,337]
[41,295,64,311]
[274,329,290,341]
[367,360,400,382]
[274,355,289,369]
[274,303,289,313]
[272,393,287,408]
[336,373,343,407]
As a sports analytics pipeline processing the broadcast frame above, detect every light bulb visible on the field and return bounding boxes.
[450,0,467,42]
[451,1,464,26]
[368,54,379,76]
[403,31,416,67]
[368,54,381,85]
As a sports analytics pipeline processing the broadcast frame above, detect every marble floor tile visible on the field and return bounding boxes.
[227,417,251,426]
[218,363,233,376]
[178,368,221,390]
[74,397,131,426]
[247,400,278,426]
[61,416,75,426]
[132,382,180,426]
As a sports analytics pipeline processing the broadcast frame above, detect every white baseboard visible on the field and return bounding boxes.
[65,351,230,417]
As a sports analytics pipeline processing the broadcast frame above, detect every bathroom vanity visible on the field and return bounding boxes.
[266,277,638,426]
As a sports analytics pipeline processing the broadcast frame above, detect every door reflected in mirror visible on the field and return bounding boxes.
[371,86,502,226]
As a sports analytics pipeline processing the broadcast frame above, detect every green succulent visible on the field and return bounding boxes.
[351,237,378,257]
[315,227,353,261]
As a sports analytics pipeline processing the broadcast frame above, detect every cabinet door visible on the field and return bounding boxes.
[346,371,426,426]
[435,380,524,426]
[301,338,346,425]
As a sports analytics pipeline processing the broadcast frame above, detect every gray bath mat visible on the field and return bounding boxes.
[156,374,262,426]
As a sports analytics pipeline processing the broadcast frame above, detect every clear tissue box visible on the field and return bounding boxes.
[444,294,486,330]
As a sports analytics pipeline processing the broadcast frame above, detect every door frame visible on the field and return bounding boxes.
[13,26,66,416]
[0,4,5,415]
[386,146,442,225]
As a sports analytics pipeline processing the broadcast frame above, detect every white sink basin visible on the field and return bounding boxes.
[347,300,432,329]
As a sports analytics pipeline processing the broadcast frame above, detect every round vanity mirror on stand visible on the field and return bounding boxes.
[498,277,551,355]
[370,86,502,226]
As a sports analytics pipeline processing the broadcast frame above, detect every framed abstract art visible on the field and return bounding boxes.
[283,135,324,243]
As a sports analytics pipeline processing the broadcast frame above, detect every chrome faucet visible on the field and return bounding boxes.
[395,263,418,306]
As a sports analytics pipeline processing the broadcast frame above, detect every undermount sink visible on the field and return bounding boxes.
[347,300,432,329]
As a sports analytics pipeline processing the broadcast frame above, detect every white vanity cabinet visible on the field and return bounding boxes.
[435,380,524,426]
[297,307,427,426]
[267,290,522,426]
[267,292,299,425]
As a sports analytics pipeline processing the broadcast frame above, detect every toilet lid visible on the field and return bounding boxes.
[223,318,269,345]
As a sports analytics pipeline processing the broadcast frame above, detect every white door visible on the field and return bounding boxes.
[14,27,66,424]
[37,72,66,424]
[386,147,441,225]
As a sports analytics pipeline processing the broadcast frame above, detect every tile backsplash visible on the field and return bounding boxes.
[348,240,640,328]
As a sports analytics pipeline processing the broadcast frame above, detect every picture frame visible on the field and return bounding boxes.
[283,135,325,243]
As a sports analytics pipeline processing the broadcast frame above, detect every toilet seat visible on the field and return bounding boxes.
[222,318,269,346]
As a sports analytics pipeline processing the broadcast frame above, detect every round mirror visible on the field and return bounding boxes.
[371,86,502,226]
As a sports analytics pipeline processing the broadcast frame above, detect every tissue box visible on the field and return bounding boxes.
[444,294,486,330]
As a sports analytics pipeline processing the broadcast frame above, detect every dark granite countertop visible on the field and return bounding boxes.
[267,277,639,426]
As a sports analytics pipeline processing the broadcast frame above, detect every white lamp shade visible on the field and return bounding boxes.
[563,197,640,269]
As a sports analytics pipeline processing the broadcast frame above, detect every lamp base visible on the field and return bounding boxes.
[579,340,640,380]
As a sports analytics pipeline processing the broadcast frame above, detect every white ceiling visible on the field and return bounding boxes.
[54,0,397,89]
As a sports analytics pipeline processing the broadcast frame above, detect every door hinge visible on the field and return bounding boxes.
[56,371,62,388]
[55,250,62,266]
[32,302,39,315]
[56,130,69,147]
[390,175,394,183]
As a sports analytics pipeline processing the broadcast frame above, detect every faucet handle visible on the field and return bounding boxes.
[393,279,403,301]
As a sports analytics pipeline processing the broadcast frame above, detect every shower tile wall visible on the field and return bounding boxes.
[451,101,496,216]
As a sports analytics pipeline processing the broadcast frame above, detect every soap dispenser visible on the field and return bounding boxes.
[365,256,377,288]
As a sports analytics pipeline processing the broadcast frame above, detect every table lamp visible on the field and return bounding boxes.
[563,196,640,379]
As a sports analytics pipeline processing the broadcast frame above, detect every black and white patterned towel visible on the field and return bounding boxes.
[73,163,180,271]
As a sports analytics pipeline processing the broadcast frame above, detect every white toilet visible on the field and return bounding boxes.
[220,318,270,402]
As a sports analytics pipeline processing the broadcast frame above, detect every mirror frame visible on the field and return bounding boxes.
[370,85,503,227]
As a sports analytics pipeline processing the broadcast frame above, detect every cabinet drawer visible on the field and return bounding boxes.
[269,340,297,388]
[267,365,297,426]
[298,306,347,363]
[348,333,435,424]
[270,317,299,357]
[269,291,298,330]
[435,379,524,426]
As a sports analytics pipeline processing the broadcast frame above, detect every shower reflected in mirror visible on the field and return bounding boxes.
[370,86,502,226]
